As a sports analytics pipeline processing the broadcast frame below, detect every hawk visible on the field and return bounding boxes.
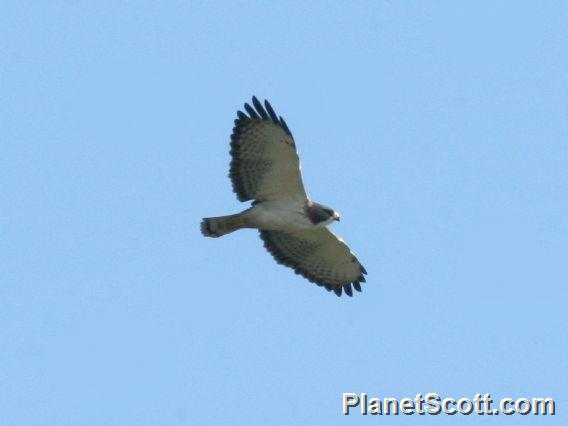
[201,97,367,296]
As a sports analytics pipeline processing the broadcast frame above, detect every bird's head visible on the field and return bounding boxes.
[306,202,341,227]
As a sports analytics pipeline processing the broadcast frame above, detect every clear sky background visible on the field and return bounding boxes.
[2,1,566,425]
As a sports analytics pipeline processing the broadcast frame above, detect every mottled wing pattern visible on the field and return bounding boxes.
[259,228,367,297]
[230,97,307,202]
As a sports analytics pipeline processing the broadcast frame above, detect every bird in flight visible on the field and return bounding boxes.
[201,97,367,296]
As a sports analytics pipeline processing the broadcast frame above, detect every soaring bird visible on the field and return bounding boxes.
[201,97,367,296]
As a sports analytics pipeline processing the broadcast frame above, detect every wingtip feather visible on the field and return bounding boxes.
[252,96,268,118]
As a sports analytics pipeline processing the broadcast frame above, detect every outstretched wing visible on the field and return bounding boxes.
[230,97,308,202]
[259,228,367,297]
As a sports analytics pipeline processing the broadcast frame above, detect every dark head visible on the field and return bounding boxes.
[305,201,340,227]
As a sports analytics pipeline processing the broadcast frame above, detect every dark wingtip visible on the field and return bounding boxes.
[264,100,279,124]
[361,265,368,275]
[239,97,294,139]
[279,116,293,138]
[333,287,342,297]
[344,284,353,297]
[353,282,362,292]
[244,102,259,119]
[252,96,268,118]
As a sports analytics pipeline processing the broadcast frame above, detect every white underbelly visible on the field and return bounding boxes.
[247,200,313,231]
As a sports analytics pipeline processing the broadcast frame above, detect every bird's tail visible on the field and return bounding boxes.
[200,213,247,238]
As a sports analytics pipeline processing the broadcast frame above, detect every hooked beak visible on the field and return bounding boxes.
[333,212,340,222]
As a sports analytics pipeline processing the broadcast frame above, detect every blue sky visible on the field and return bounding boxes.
[2,1,566,424]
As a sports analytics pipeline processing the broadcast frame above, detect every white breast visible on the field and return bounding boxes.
[247,200,314,231]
